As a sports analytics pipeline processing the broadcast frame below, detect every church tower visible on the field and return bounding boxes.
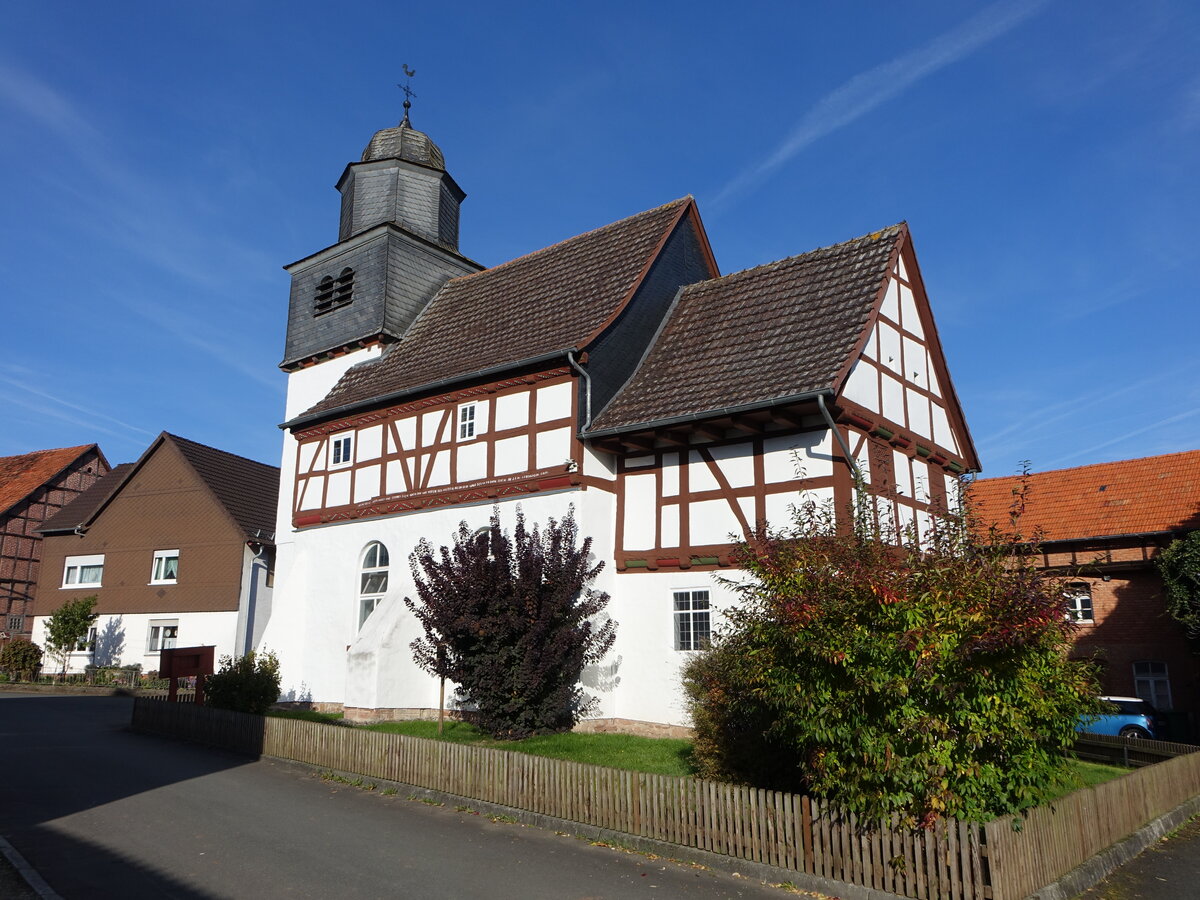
[278,108,481,396]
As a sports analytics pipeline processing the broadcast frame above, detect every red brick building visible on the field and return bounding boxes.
[0,445,110,642]
[971,450,1200,738]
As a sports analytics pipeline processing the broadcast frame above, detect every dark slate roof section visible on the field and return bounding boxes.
[169,435,279,542]
[588,225,904,434]
[296,197,693,421]
[38,464,134,533]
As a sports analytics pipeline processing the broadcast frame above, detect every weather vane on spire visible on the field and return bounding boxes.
[397,64,417,124]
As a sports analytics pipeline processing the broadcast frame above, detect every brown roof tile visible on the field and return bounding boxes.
[38,463,135,533]
[0,445,101,517]
[589,225,903,433]
[970,450,1200,541]
[300,197,692,419]
[38,436,279,543]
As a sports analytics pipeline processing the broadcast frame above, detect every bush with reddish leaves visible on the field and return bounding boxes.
[683,489,1100,826]
[406,507,615,740]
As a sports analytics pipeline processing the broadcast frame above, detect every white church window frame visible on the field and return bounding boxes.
[457,402,479,441]
[329,432,354,469]
[673,589,711,651]
[359,541,389,628]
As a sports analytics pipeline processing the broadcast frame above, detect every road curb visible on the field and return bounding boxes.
[0,836,64,900]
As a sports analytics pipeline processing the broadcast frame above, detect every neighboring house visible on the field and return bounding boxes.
[971,450,1200,738]
[32,433,278,675]
[261,112,978,729]
[0,445,109,643]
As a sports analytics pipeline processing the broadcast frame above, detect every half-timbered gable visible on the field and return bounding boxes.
[587,223,979,570]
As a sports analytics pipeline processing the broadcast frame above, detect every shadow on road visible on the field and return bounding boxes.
[0,694,262,899]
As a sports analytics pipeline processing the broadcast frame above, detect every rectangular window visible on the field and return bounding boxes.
[151,550,180,584]
[329,432,354,468]
[674,590,711,651]
[1133,661,1171,710]
[76,626,97,652]
[7,615,24,633]
[1065,582,1094,623]
[147,620,179,653]
[458,403,477,441]
[63,554,104,588]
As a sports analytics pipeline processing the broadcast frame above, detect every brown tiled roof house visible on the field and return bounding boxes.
[971,450,1200,738]
[32,433,278,674]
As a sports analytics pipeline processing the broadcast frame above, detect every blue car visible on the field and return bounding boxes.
[1077,695,1166,740]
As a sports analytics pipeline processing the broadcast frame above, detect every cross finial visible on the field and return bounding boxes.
[397,64,417,125]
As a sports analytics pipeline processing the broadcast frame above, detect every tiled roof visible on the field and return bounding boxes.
[0,445,99,517]
[38,464,135,533]
[37,435,279,543]
[301,197,692,419]
[589,224,903,433]
[970,450,1200,541]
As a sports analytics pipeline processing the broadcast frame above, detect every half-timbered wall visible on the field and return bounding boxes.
[289,368,593,526]
[839,246,966,462]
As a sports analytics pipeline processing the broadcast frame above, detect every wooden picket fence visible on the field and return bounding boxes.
[131,698,1200,900]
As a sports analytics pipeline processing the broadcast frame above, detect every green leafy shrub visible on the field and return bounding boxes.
[0,638,43,680]
[44,595,98,675]
[683,492,1100,826]
[1158,531,1200,639]
[204,650,281,715]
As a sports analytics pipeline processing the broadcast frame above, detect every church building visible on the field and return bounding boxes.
[261,107,978,730]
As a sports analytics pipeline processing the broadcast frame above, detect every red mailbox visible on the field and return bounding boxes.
[159,645,216,704]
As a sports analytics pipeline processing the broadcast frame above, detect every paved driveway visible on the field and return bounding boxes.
[0,694,790,899]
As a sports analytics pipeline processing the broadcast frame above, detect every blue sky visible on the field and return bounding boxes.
[2,1,1197,478]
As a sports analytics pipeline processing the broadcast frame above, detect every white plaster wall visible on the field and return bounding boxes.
[31,610,240,675]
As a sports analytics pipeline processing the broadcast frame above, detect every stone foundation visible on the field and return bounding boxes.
[272,700,345,715]
[574,717,694,740]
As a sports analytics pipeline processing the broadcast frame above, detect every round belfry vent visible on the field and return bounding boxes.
[360,113,446,171]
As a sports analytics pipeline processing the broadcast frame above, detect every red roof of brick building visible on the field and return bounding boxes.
[970,450,1200,541]
[0,445,103,516]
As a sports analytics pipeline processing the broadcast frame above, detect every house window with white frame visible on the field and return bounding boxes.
[62,554,104,588]
[458,402,478,441]
[76,626,97,653]
[329,432,354,468]
[150,549,180,584]
[1064,582,1094,623]
[1133,661,1172,710]
[147,620,179,653]
[674,590,711,651]
[359,541,389,628]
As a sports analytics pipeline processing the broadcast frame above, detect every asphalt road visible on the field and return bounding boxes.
[0,694,792,899]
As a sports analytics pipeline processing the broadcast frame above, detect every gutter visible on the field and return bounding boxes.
[817,393,863,483]
[281,350,575,431]
[583,389,834,439]
[566,350,592,430]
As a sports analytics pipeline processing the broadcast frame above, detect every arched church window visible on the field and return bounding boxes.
[359,541,389,627]
[314,267,354,316]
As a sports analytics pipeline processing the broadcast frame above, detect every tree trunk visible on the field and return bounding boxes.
[438,675,446,735]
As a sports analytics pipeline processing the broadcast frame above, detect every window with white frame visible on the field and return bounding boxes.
[76,626,97,652]
[147,620,179,653]
[359,542,389,628]
[329,432,354,468]
[674,590,711,651]
[150,549,180,584]
[1133,661,1172,710]
[458,402,478,441]
[62,554,104,588]
[1064,582,1094,623]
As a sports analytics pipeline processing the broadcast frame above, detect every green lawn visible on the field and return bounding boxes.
[365,719,695,777]
[268,709,1132,795]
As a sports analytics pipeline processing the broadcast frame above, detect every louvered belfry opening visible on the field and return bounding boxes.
[314,267,354,316]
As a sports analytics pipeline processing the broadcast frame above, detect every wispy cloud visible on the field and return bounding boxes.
[0,374,157,442]
[1046,406,1200,468]
[711,0,1049,210]
[0,60,103,144]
